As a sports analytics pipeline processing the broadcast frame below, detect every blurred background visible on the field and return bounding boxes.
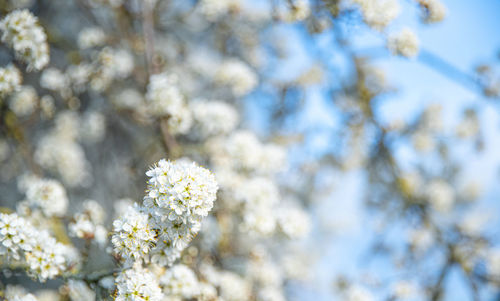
[1,0,500,300]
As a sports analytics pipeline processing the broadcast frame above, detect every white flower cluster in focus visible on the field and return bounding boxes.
[112,159,218,266]
[144,159,218,265]
[0,213,72,281]
[115,266,163,301]
[112,204,155,262]
[0,9,49,71]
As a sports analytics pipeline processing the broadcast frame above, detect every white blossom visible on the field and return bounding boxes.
[0,213,72,281]
[24,178,68,217]
[418,0,446,23]
[78,27,106,49]
[115,266,163,301]
[9,86,37,117]
[0,10,49,71]
[67,280,95,301]
[277,206,311,239]
[218,271,251,301]
[80,111,106,143]
[144,159,218,266]
[160,264,200,298]
[426,180,455,212]
[215,59,258,96]
[199,0,242,21]
[352,0,400,30]
[111,204,155,263]
[40,68,69,92]
[145,73,192,134]
[5,285,39,301]
[0,64,22,95]
[190,100,239,138]
[387,28,419,58]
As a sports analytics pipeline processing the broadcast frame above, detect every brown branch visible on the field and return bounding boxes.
[160,118,180,157]
[142,0,158,75]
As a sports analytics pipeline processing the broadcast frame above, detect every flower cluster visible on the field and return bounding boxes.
[8,86,38,117]
[281,0,311,22]
[418,0,447,23]
[4,285,39,301]
[160,264,202,298]
[215,59,258,96]
[115,266,163,301]
[34,111,93,187]
[387,28,420,58]
[112,159,218,266]
[0,64,22,95]
[69,200,108,247]
[0,213,72,281]
[190,99,239,138]
[90,47,134,92]
[146,73,192,134]
[352,0,400,30]
[111,204,155,262]
[78,27,106,49]
[144,159,218,265]
[0,9,49,71]
[22,177,68,217]
[199,0,241,21]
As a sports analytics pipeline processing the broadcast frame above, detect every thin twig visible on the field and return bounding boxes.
[142,0,158,75]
